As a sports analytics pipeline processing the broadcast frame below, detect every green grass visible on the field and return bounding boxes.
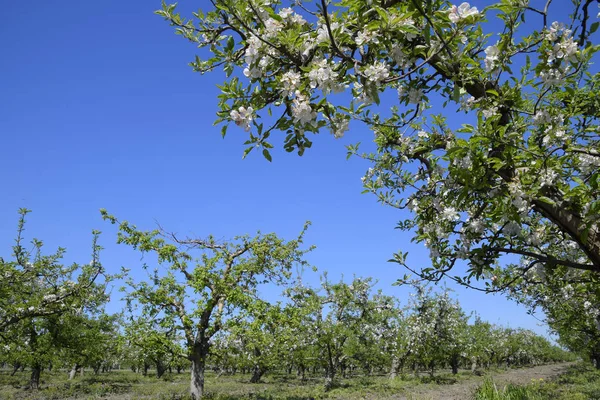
[0,368,480,400]
[473,363,600,400]
[4,364,598,400]
[473,377,546,400]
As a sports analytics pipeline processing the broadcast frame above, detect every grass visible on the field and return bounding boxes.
[0,368,480,400]
[473,363,600,400]
[473,377,546,400]
[4,364,597,400]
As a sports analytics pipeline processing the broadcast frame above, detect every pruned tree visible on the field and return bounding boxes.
[102,210,312,399]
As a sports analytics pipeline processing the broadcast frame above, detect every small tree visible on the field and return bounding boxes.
[0,209,111,389]
[102,210,312,399]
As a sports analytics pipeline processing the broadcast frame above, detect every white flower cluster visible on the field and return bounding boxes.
[453,154,472,169]
[508,181,530,215]
[527,227,545,247]
[43,294,57,302]
[308,59,345,95]
[280,70,302,97]
[363,62,390,83]
[538,169,558,187]
[316,21,341,44]
[291,92,317,127]
[533,110,553,125]
[230,106,254,132]
[243,35,264,79]
[263,17,282,39]
[448,2,480,23]
[532,110,568,146]
[355,29,379,47]
[503,220,522,237]
[544,22,579,64]
[328,116,350,139]
[578,153,600,175]
[484,44,500,72]
[539,68,567,86]
[278,7,306,25]
[482,106,498,119]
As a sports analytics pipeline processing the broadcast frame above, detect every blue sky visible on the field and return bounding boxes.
[0,0,552,337]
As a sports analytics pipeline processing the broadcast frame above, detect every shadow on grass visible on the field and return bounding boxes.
[419,375,458,385]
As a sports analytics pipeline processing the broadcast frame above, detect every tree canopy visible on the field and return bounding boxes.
[156,0,600,296]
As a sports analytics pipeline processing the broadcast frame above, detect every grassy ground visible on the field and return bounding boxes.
[473,363,600,400]
[1,363,596,400]
[0,368,478,400]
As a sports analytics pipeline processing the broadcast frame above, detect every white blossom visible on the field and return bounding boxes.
[291,92,317,126]
[467,217,485,234]
[263,18,282,39]
[363,62,390,83]
[482,107,498,118]
[441,206,459,221]
[539,169,558,187]
[355,29,379,47]
[448,2,479,23]
[539,68,565,86]
[230,106,254,132]
[43,294,57,302]
[329,116,349,138]
[280,71,302,96]
[316,21,340,44]
[503,221,522,237]
[308,60,344,94]
[533,110,552,125]
[484,44,500,72]
[279,7,306,24]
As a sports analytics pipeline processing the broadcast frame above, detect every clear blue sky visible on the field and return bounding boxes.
[0,0,552,337]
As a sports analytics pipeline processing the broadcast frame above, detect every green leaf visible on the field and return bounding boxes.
[262,149,272,162]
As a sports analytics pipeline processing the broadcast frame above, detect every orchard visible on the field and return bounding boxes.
[2,0,600,399]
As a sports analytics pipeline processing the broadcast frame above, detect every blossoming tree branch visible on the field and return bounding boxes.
[156,0,600,292]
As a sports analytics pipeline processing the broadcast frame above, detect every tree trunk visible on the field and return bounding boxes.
[250,365,265,383]
[190,349,207,400]
[29,364,42,390]
[324,367,335,391]
[69,364,81,380]
[249,347,265,383]
[450,354,459,375]
[156,360,167,379]
[389,356,400,380]
[324,343,336,390]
